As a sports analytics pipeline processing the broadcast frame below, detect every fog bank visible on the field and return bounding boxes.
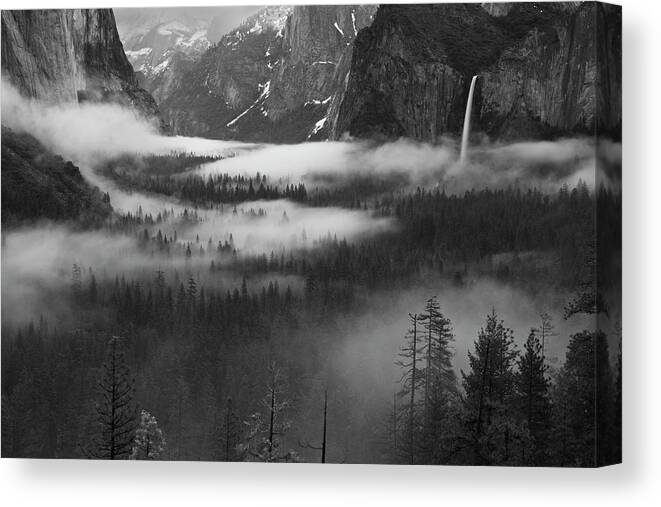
[195,137,621,194]
[1,81,252,164]
[2,80,621,203]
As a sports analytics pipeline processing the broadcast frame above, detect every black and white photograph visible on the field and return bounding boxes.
[1,1,622,471]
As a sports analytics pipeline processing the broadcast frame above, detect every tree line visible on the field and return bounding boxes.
[1,284,620,465]
[1,181,620,464]
[100,183,608,293]
[391,296,620,466]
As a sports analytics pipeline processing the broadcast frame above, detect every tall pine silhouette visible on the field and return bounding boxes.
[462,310,520,465]
[514,329,551,465]
[88,337,137,459]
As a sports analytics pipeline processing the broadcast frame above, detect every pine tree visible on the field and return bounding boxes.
[130,410,166,460]
[535,312,556,365]
[514,329,551,465]
[558,248,619,466]
[215,397,241,461]
[187,276,197,301]
[88,337,137,459]
[420,297,458,463]
[71,263,82,301]
[564,239,606,318]
[88,274,98,305]
[550,330,614,466]
[461,310,520,465]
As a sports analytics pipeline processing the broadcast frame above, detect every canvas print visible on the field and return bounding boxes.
[0,2,621,466]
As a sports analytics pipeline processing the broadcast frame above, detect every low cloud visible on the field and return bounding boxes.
[0,199,392,326]
[2,80,621,201]
[197,137,621,194]
[1,80,249,165]
[174,199,393,255]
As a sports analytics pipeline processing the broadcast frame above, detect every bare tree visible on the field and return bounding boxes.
[396,313,424,464]
[243,361,298,462]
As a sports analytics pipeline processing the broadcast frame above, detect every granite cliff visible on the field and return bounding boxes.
[0,8,158,226]
[1,9,160,123]
[152,5,376,142]
[333,2,621,142]
[1,4,620,146]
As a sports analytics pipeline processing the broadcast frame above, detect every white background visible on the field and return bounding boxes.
[1,0,659,505]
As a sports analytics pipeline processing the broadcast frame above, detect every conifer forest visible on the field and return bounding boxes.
[1,3,622,466]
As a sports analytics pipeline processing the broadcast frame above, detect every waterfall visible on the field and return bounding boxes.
[459,75,478,163]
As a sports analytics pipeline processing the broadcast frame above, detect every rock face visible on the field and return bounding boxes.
[264,3,376,139]
[1,9,160,123]
[154,4,376,142]
[334,2,621,141]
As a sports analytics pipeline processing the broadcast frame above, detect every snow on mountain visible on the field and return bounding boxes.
[115,7,263,85]
[118,17,211,80]
[153,4,376,142]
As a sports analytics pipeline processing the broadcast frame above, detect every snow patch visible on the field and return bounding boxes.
[189,30,206,42]
[177,30,209,49]
[157,21,191,36]
[226,106,253,128]
[304,96,332,107]
[333,22,345,37]
[308,117,328,139]
[226,81,271,128]
[249,20,263,34]
[259,80,271,99]
[351,10,358,36]
[152,59,171,75]
[125,47,152,58]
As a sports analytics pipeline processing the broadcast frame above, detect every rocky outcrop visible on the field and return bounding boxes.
[152,4,376,142]
[334,2,621,141]
[479,2,621,139]
[265,5,376,121]
[1,126,112,227]
[1,9,160,123]
[332,3,470,140]
[226,4,377,142]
